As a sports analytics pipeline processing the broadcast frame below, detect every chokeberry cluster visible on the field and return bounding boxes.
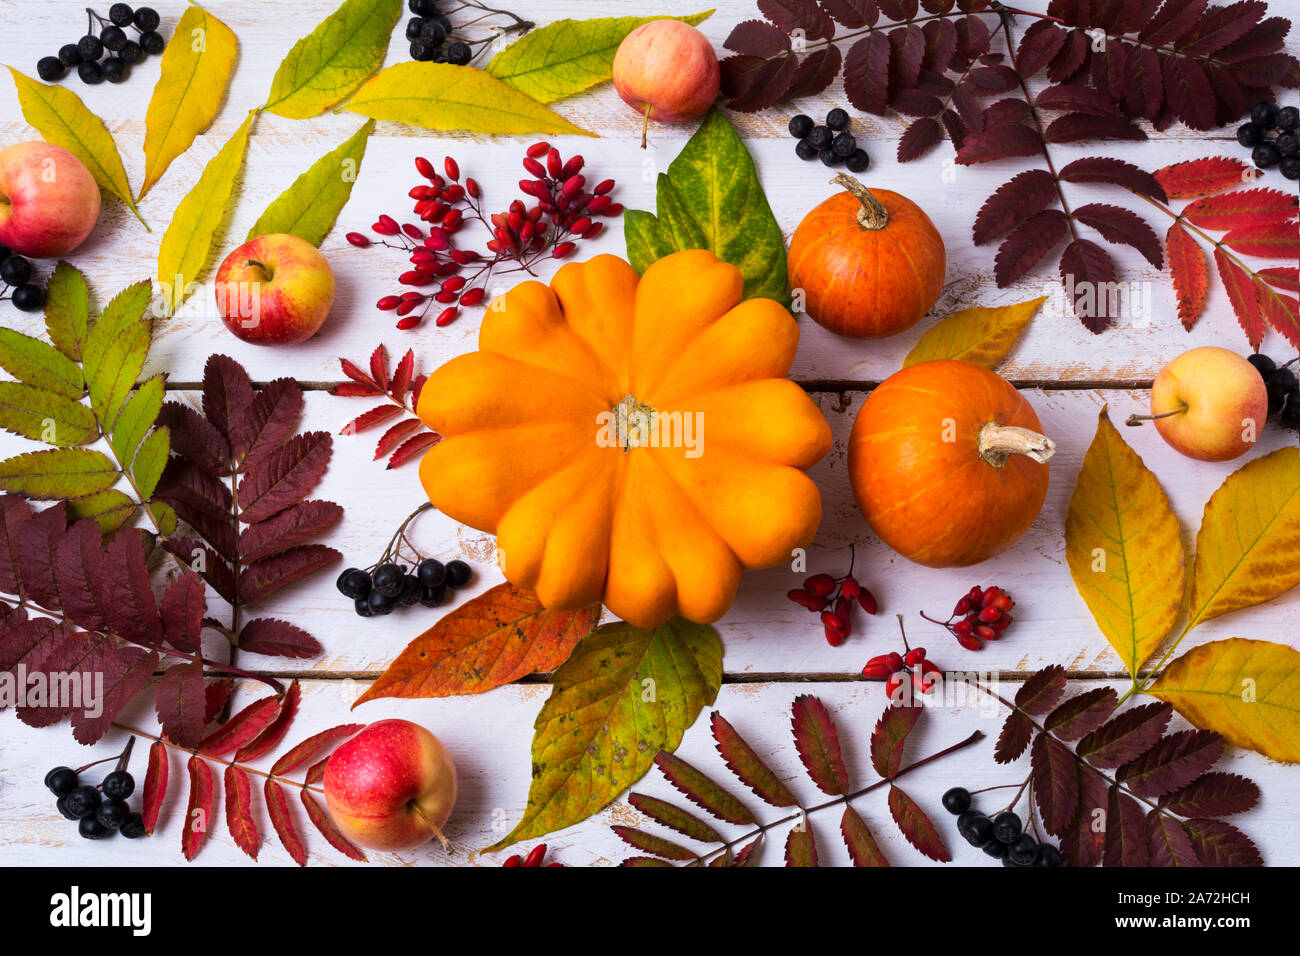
[404,0,471,65]
[347,144,621,330]
[921,585,1014,651]
[46,741,147,842]
[1248,354,1300,432]
[1235,100,1300,180]
[788,108,870,172]
[944,788,1062,867]
[0,243,45,313]
[502,843,563,866]
[36,6,166,86]
[786,552,878,646]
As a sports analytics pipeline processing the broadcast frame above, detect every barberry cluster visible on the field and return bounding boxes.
[786,556,878,646]
[921,585,1014,651]
[347,144,622,331]
[862,646,941,699]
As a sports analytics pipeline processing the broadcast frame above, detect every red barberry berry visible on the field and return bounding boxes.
[435,307,459,327]
[885,652,904,673]
[526,141,550,159]
[466,177,480,198]
[376,295,401,311]
[904,647,926,666]
[594,179,615,196]
[444,157,460,181]
[562,155,584,178]
[345,232,371,247]
[523,844,547,867]
[862,659,892,680]
[415,156,436,179]
[957,633,982,651]
[459,287,485,307]
[396,315,421,330]
[582,222,604,240]
[552,241,576,259]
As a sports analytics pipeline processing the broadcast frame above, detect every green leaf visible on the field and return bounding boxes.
[150,500,177,536]
[82,281,154,430]
[0,448,120,499]
[340,62,593,136]
[0,328,84,400]
[156,112,254,315]
[6,68,145,227]
[67,489,138,535]
[485,11,713,103]
[43,262,93,362]
[263,0,403,119]
[247,120,373,246]
[131,426,170,499]
[0,382,98,445]
[625,109,787,302]
[109,375,166,468]
[492,618,722,849]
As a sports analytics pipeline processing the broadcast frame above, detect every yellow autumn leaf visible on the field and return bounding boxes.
[156,113,254,316]
[903,295,1047,368]
[1184,447,1300,634]
[340,62,594,137]
[139,4,238,200]
[1065,407,1185,678]
[1149,638,1300,762]
[6,67,145,227]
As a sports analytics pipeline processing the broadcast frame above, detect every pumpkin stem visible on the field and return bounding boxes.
[830,173,889,231]
[977,423,1056,468]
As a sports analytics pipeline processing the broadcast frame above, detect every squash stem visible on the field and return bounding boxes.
[830,173,889,231]
[977,423,1056,467]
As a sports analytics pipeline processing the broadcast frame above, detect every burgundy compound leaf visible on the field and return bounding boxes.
[888,784,950,862]
[955,124,1043,165]
[791,695,850,795]
[1072,203,1164,267]
[627,792,724,844]
[1147,810,1200,867]
[784,817,820,867]
[203,678,234,724]
[724,18,792,58]
[921,18,958,74]
[236,500,344,564]
[1060,238,1118,333]
[265,778,308,866]
[237,545,341,604]
[159,573,205,654]
[1013,664,1068,716]
[156,660,208,748]
[995,209,1070,286]
[387,431,441,469]
[237,617,323,659]
[898,117,944,161]
[197,693,283,756]
[236,431,333,523]
[1077,701,1173,768]
[102,528,164,646]
[0,494,34,596]
[271,723,366,777]
[1044,687,1117,741]
[1183,818,1262,867]
[201,355,256,446]
[870,702,921,778]
[54,518,110,635]
[888,24,925,89]
[16,502,67,611]
[786,43,843,99]
[1254,279,1300,349]
[181,755,216,862]
[820,0,877,29]
[1016,19,1068,77]
[1047,28,1088,83]
[1215,248,1267,348]
[1161,55,1217,130]
[225,765,261,861]
[841,806,890,866]
[1031,733,1080,837]
[236,679,302,763]
[1140,0,1210,47]
[142,739,168,835]
[1154,156,1254,199]
[1035,83,1125,117]
[71,646,157,745]
[972,169,1057,245]
[711,711,797,807]
[1122,45,1164,118]
[1160,772,1261,817]
[1061,768,1109,868]
[232,378,304,467]
[1179,1,1267,58]
[722,54,799,112]
[1104,785,1149,867]
[1167,223,1210,329]
[612,825,696,861]
[876,0,917,19]
[1116,729,1224,799]
[759,0,836,38]
[995,710,1034,764]
[654,750,756,825]
[1044,113,1146,143]
[302,789,366,861]
[157,402,230,475]
[1056,156,1169,201]
[844,32,892,114]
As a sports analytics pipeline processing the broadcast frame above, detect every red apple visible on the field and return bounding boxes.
[0,142,100,258]
[613,21,720,145]
[214,234,334,345]
[323,719,457,852]
[1147,346,1268,462]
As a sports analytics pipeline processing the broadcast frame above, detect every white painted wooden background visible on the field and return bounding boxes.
[0,0,1297,867]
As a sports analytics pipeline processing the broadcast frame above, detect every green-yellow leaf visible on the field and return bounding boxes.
[263,0,403,119]
[1149,638,1300,763]
[1184,447,1300,633]
[0,448,119,499]
[7,68,144,226]
[0,382,98,445]
[248,120,373,246]
[1065,407,1184,678]
[485,11,713,103]
[109,375,165,468]
[131,426,169,499]
[903,296,1047,368]
[139,3,239,200]
[0,328,84,400]
[491,617,723,849]
[43,261,92,362]
[150,500,177,536]
[67,489,138,536]
[341,62,593,137]
[82,281,154,430]
[156,112,254,315]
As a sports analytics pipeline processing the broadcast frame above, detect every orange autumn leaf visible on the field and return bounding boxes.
[353,582,601,704]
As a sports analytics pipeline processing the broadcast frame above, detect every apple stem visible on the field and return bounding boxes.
[640,103,652,150]
[411,802,451,851]
[1126,406,1187,427]
[245,258,273,282]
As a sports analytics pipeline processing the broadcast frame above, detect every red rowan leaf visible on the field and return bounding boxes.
[158,573,204,653]
[972,169,1057,246]
[1160,772,1260,817]
[1072,203,1163,267]
[198,693,282,756]
[890,87,943,118]
[236,431,332,523]
[305,758,328,786]
[786,43,842,98]
[1104,785,1149,866]
[142,740,168,835]
[1183,818,1262,866]
[156,660,207,747]
[390,350,416,402]
[1181,186,1298,231]
[888,784,950,862]
[330,381,385,398]
[302,789,366,861]
[232,378,303,467]
[995,710,1034,764]
[374,418,425,461]
[1061,769,1108,868]
[1258,266,1300,292]
[841,806,890,866]
[654,751,756,825]
[955,14,991,63]
[201,354,255,445]
[272,723,366,777]
[1154,156,1252,199]
[181,755,215,862]
[1044,112,1146,143]
[1016,19,1067,77]
[204,678,234,724]
[237,617,323,659]
[386,430,441,469]
[870,702,921,778]
[724,19,792,57]
[1060,238,1118,333]
[784,817,820,867]
[620,856,675,867]
[792,694,850,795]
[1147,810,1200,866]
[17,502,68,611]
[157,458,233,526]
[1057,157,1167,201]
[1035,83,1124,117]
[368,344,389,392]
[164,539,235,604]
[711,711,797,806]
[237,500,344,564]
[1032,733,1080,836]
[1015,665,1068,716]
[339,357,378,390]
[994,209,1069,286]
[898,117,944,162]
[1044,687,1117,741]
[734,834,763,866]
[237,544,340,603]
[1222,219,1300,259]
[940,107,967,150]
[1255,279,1300,349]
[71,645,156,745]
[1215,248,1266,348]
[0,494,33,596]
[235,679,302,763]
[980,97,1032,128]
[265,778,308,866]
[1078,701,1173,768]
[627,792,723,844]
[613,825,696,861]
[1118,729,1224,799]
[820,0,877,28]
[844,32,892,114]
[1167,223,1210,329]
[224,765,261,860]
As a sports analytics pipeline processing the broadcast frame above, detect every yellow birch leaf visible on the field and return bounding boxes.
[6,67,145,227]
[155,113,255,316]
[1185,447,1300,633]
[903,296,1047,368]
[340,62,594,137]
[139,4,238,200]
[1065,407,1185,678]
[1149,638,1300,763]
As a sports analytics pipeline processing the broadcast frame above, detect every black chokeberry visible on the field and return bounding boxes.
[354,596,374,618]
[398,574,423,607]
[78,60,104,84]
[1281,156,1300,181]
[101,26,128,52]
[794,137,818,161]
[406,17,426,39]
[79,816,113,840]
[1278,105,1300,131]
[420,584,448,608]
[1,255,32,286]
[1276,132,1299,157]
[57,795,80,821]
[372,563,404,597]
[807,125,832,151]
[1251,100,1279,128]
[417,558,446,588]
[957,810,993,847]
[45,767,79,796]
[96,798,130,829]
[982,838,1009,858]
[1008,833,1039,865]
[1266,367,1297,400]
[831,131,856,157]
[410,40,436,62]
[845,148,870,173]
[109,4,136,27]
[410,0,439,15]
[0,243,9,261]
[102,770,135,800]
[942,787,971,814]
[120,41,142,65]
[1253,142,1282,169]
[140,31,165,55]
[819,147,842,167]
[133,7,161,32]
[826,107,849,131]
[420,19,448,44]
[788,114,814,139]
[12,284,44,312]
[367,589,396,615]
[65,785,101,819]
[445,42,472,66]
[78,35,104,60]
[1237,122,1264,148]
[1247,353,1276,379]
[102,57,127,83]
[337,567,372,599]
[59,43,83,66]
[120,812,147,839]
[37,56,66,81]
[444,560,472,588]
[992,811,1023,843]
[1280,392,1300,430]
[1035,843,1063,867]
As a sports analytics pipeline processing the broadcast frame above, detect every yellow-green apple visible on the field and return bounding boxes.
[0,142,100,257]
[1138,346,1268,462]
[323,719,457,852]
[612,20,719,145]
[214,233,334,345]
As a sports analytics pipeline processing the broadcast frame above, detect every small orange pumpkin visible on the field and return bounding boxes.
[788,174,946,338]
[848,360,1054,567]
